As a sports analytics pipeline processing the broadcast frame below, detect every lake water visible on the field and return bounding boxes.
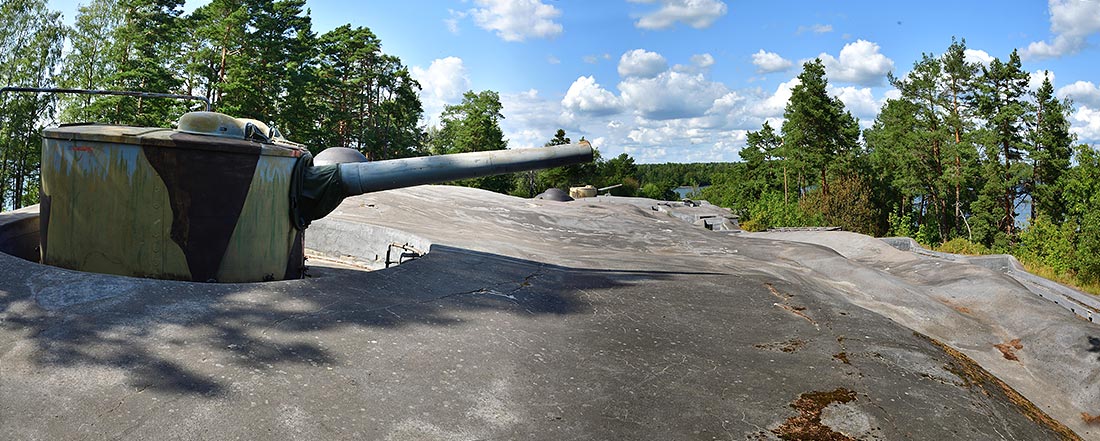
[673,186,709,199]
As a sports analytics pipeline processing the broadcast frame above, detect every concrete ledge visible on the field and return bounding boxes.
[881,236,1100,322]
[306,217,433,270]
[0,205,41,262]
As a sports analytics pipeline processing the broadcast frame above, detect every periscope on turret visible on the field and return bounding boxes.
[39,111,593,283]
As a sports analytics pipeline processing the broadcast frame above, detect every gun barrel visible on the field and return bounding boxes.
[337,143,594,196]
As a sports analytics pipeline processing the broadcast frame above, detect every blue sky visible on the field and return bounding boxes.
[47,0,1100,163]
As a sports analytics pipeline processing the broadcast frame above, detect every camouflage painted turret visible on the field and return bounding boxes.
[40,111,593,283]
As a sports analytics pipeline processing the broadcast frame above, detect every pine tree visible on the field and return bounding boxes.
[107,0,186,126]
[781,59,858,197]
[890,52,952,240]
[942,37,980,234]
[434,90,511,193]
[865,98,923,232]
[436,90,507,154]
[184,0,249,108]
[739,121,783,202]
[1027,74,1074,222]
[218,0,313,127]
[0,0,64,210]
[57,0,122,123]
[971,50,1031,241]
[310,25,422,159]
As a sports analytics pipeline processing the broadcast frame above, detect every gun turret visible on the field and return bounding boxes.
[38,111,592,282]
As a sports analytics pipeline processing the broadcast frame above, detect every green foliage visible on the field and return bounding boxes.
[218,0,313,126]
[782,58,861,196]
[307,25,423,159]
[1062,145,1100,283]
[0,0,65,210]
[1017,215,1076,275]
[65,0,188,127]
[434,90,506,155]
[915,220,941,247]
[1027,74,1074,221]
[799,176,880,236]
[638,182,676,200]
[936,238,989,255]
[429,90,511,192]
[887,211,916,238]
[739,218,766,232]
[736,192,822,231]
[57,0,122,123]
[599,153,638,196]
[530,131,601,194]
[972,50,1031,239]
[635,162,738,188]
[1075,213,1100,284]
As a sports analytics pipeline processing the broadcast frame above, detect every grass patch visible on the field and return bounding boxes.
[1017,258,1100,297]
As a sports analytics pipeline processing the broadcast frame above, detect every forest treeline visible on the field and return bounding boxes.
[682,39,1100,291]
[2,2,1099,290]
[2,0,433,210]
[0,0,644,210]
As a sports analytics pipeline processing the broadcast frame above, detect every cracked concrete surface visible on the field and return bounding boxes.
[0,185,1095,439]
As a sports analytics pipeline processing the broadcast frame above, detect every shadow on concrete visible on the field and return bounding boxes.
[0,243,728,397]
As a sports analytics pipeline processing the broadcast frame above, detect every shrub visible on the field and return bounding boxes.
[798,176,880,236]
[937,238,990,256]
[915,220,941,248]
[740,218,767,232]
[1017,215,1077,275]
[747,192,821,229]
[887,211,916,238]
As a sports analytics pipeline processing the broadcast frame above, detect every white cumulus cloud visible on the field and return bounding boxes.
[1023,0,1100,59]
[630,0,728,30]
[618,49,669,78]
[470,0,563,42]
[828,85,882,120]
[619,70,729,120]
[691,53,715,68]
[499,89,576,149]
[1029,70,1056,91]
[1058,80,1100,107]
[964,49,995,65]
[752,49,793,74]
[411,57,471,124]
[1071,106,1100,143]
[562,76,623,116]
[750,78,800,119]
[817,39,895,86]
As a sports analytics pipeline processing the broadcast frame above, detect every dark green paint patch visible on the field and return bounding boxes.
[284,229,305,280]
[144,143,260,282]
[39,193,51,261]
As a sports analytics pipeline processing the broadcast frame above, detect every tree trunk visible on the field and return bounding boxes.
[1032,99,1044,222]
[12,133,25,210]
[952,79,963,231]
[783,164,789,205]
[1003,139,1014,235]
[820,164,828,197]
